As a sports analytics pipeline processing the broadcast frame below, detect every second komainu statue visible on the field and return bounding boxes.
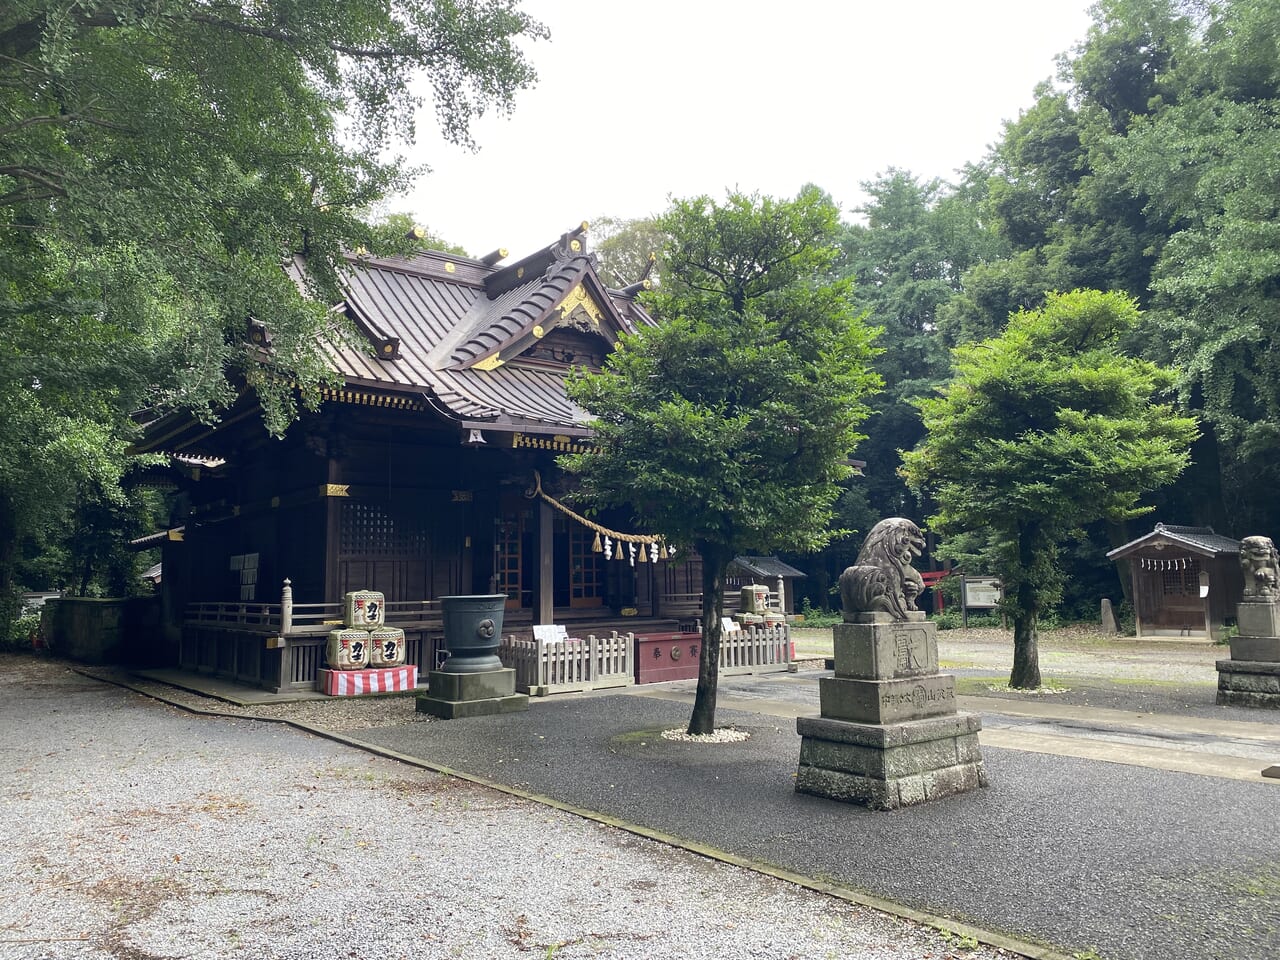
[1239,535,1280,601]
[838,518,926,621]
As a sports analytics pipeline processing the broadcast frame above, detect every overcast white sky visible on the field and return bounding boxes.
[400,0,1096,259]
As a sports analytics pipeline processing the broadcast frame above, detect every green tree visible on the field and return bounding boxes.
[590,215,666,289]
[0,0,545,614]
[564,188,880,733]
[902,291,1197,688]
[1104,0,1280,532]
[839,170,1004,531]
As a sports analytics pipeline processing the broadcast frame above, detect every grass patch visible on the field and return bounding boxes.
[609,728,670,747]
[1107,676,1215,688]
[954,675,1072,695]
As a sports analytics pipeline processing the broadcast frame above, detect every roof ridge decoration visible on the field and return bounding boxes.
[450,251,633,372]
[483,222,589,300]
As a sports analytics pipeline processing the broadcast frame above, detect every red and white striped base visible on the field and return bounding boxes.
[317,665,418,696]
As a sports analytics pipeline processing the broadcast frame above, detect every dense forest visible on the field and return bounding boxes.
[828,0,1280,617]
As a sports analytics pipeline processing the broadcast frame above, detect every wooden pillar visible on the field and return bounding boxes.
[280,579,293,635]
[537,500,554,625]
[1131,560,1143,640]
[324,455,342,602]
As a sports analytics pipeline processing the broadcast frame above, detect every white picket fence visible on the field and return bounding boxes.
[499,631,635,696]
[719,623,792,676]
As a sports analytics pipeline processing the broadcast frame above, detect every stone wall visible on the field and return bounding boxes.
[41,596,160,665]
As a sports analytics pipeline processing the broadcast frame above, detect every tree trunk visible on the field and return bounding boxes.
[1009,610,1042,688]
[1106,519,1133,607]
[688,543,725,735]
[0,489,18,622]
[1009,526,1042,689]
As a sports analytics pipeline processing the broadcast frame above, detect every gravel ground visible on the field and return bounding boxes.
[2,654,1019,960]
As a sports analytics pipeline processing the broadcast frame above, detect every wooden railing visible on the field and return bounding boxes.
[662,590,783,615]
[184,601,283,629]
[499,632,634,696]
[180,581,789,694]
[182,579,447,693]
[719,623,792,675]
[184,580,442,636]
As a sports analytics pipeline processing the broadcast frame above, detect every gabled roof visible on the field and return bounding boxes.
[447,254,634,371]
[320,231,653,432]
[1106,523,1241,560]
[729,556,808,579]
[133,228,655,457]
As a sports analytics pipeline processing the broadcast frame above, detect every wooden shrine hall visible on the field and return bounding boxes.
[133,226,728,691]
[1106,523,1243,641]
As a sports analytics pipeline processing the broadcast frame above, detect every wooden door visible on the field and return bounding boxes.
[569,523,603,607]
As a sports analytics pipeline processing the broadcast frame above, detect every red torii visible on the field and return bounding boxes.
[919,569,951,613]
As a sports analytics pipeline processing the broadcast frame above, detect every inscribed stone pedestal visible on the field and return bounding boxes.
[1216,535,1280,709]
[796,518,986,809]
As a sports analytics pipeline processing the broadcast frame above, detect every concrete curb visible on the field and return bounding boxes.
[74,666,1078,960]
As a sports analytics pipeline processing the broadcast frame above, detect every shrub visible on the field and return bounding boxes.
[797,599,842,628]
[4,613,41,652]
[931,610,963,630]
[965,613,1002,628]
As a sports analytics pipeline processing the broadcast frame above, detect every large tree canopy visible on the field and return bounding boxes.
[902,290,1197,688]
[0,0,545,610]
[564,187,880,733]
[1100,0,1280,526]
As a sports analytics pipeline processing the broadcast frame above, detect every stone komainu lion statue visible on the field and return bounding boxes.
[839,518,926,622]
[1239,535,1280,601]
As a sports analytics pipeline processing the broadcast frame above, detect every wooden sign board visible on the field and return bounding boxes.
[963,577,1002,609]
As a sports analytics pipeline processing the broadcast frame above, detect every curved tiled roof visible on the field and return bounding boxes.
[449,256,594,368]
[1106,522,1241,559]
[729,556,808,579]
[321,243,652,430]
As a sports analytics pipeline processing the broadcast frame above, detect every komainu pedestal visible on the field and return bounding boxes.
[796,615,987,809]
[796,518,986,810]
[1217,535,1280,709]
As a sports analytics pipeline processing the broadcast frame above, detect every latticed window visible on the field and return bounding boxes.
[1161,558,1202,596]
[340,501,428,557]
[493,513,524,604]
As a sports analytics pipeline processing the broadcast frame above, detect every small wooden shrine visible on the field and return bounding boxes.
[1107,523,1243,641]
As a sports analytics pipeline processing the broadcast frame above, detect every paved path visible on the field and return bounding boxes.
[347,671,1280,960]
[661,668,1280,783]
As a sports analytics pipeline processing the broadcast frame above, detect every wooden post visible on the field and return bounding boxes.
[537,500,554,626]
[280,578,293,635]
[1131,561,1143,640]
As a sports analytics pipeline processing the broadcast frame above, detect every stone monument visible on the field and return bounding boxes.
[1217,535,1280,708]
[795,518,987,809]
